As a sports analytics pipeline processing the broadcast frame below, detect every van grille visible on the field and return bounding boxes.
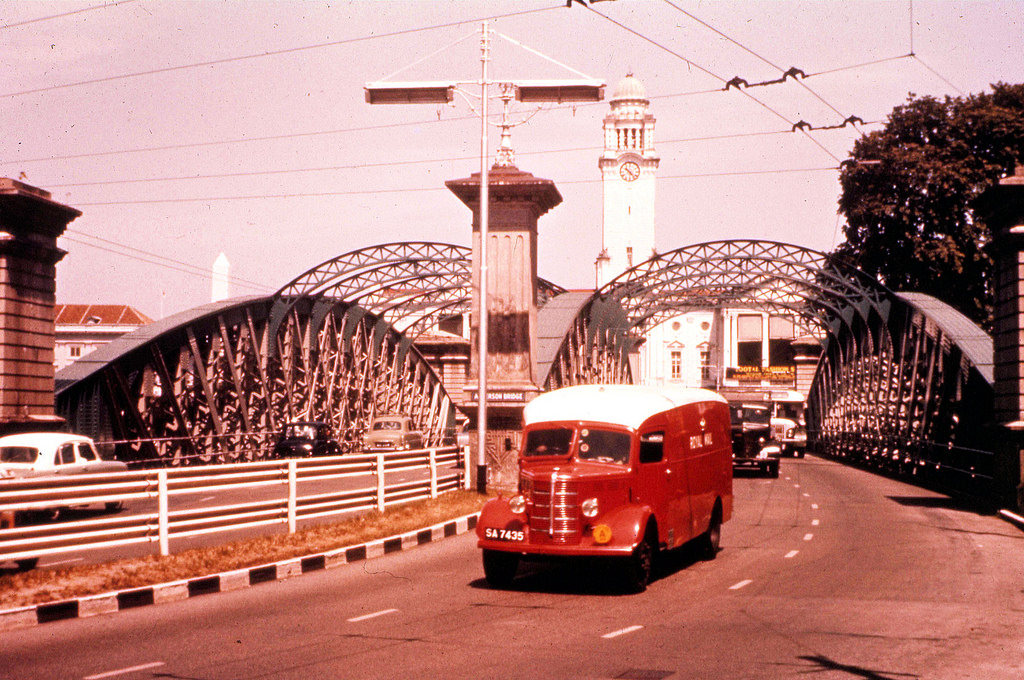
[529,474,580,542]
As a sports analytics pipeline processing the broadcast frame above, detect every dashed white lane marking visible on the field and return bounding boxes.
[811,503,819,510]
[803,533,814,541]
[802,493,811,497]
[603,625,644,639]
[84,662,166,680]
[785,550,800,559]
[811,519,820,526]
[729,579,753,590]
[348,608,399,623]
[793,484,800,489]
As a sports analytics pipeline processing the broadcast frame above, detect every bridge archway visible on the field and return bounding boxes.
[56,296,455,464]
[584,240,994,497]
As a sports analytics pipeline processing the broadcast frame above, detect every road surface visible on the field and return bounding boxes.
[3,455,1022,679]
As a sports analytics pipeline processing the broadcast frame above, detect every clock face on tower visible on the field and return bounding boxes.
[619,161,641,182]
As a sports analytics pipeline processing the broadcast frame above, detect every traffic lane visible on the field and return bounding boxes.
[4,457,1024,679]
[698,455,1024,679]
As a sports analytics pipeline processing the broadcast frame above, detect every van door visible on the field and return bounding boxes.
[636,431,672,548]
[683,404,722,539]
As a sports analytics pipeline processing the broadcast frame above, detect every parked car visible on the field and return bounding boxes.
[272,421,343,458]
[363,415,424,451]
[730,403,781,477]
[0,432,129,520]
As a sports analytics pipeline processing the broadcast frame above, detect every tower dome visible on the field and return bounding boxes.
[611,74,647,102]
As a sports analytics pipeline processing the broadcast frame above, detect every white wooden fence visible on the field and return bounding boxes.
[0,446,468,565]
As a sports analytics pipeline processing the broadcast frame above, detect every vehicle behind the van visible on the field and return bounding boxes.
[476,384,733,592]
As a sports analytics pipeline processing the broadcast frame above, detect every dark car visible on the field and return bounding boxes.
[729,403,781,478]
[272,421,343,458]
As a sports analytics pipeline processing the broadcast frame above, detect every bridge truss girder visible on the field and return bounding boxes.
[57,298,454,465]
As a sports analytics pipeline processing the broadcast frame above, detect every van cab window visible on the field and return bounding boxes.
[524,428,573,457]
[578,428,631,464]
[639,431,664,463]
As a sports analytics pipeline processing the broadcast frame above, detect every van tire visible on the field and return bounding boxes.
[15,558,38,572]
[624,531,655,593]
[699,504,722,560]
[482,549,519,589]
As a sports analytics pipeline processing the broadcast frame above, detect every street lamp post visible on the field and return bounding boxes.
[366,22,603,493]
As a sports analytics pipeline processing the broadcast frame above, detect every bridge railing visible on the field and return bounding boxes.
[0,446,469,566]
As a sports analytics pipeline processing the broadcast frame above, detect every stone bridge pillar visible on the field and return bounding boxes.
[980,166,1024,510]
[0,179,80,429]
[447,165,562,491]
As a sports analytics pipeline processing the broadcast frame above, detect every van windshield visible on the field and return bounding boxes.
[578,428,631,465]
[524,428,573,457]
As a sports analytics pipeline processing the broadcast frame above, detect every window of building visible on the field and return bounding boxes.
[769,315,796,367]
[670,350,682,380]
[699,343,711,381]
[737,314,762,367]
[69,346,82,358]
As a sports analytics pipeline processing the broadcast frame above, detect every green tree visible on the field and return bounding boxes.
[835,82,1024,330]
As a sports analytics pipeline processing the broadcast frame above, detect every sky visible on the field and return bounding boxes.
[1,0,1022,321]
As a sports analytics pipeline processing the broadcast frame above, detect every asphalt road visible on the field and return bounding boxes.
[3,455,1023,679]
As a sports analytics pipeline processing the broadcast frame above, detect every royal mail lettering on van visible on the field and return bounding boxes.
[476,384,733,593]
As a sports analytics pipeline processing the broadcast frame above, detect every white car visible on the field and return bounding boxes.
[0,432,129,516]
[0,432,127,479]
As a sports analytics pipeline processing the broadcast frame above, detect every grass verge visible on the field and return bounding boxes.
[0,490,488,610]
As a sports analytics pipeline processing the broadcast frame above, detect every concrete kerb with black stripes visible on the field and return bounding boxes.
[1,513,479,633]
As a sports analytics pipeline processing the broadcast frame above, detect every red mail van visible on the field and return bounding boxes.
[476,384,733,592]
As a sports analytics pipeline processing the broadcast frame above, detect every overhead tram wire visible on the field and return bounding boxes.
[0,85,720,168]
[581,4,843,163]
[805,54,914,78]
[660,0,859,127]
[0,0,136,30]
[61,233,274,295]
[45,121,884,190]
[0,5,559,100]
[64,229,274,292]
[73,165,845,206]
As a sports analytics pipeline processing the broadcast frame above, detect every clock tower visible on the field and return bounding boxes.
[596,74,660,288]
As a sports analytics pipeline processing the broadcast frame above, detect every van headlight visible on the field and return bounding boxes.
[509,495,527,514]
[581,497,599,518]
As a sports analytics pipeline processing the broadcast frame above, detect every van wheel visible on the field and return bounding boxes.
[769,462,780,478]
[482,549,519,589]
[699,505,722,560]
[624,534,655,593]
[15,558,38,572]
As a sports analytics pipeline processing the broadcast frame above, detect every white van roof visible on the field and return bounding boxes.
[523,384,726,431]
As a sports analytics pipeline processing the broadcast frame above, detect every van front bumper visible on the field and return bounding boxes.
[476,496,647,558]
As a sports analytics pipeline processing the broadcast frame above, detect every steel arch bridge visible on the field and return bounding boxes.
[592,240,994,496]
[56,239,996,499]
